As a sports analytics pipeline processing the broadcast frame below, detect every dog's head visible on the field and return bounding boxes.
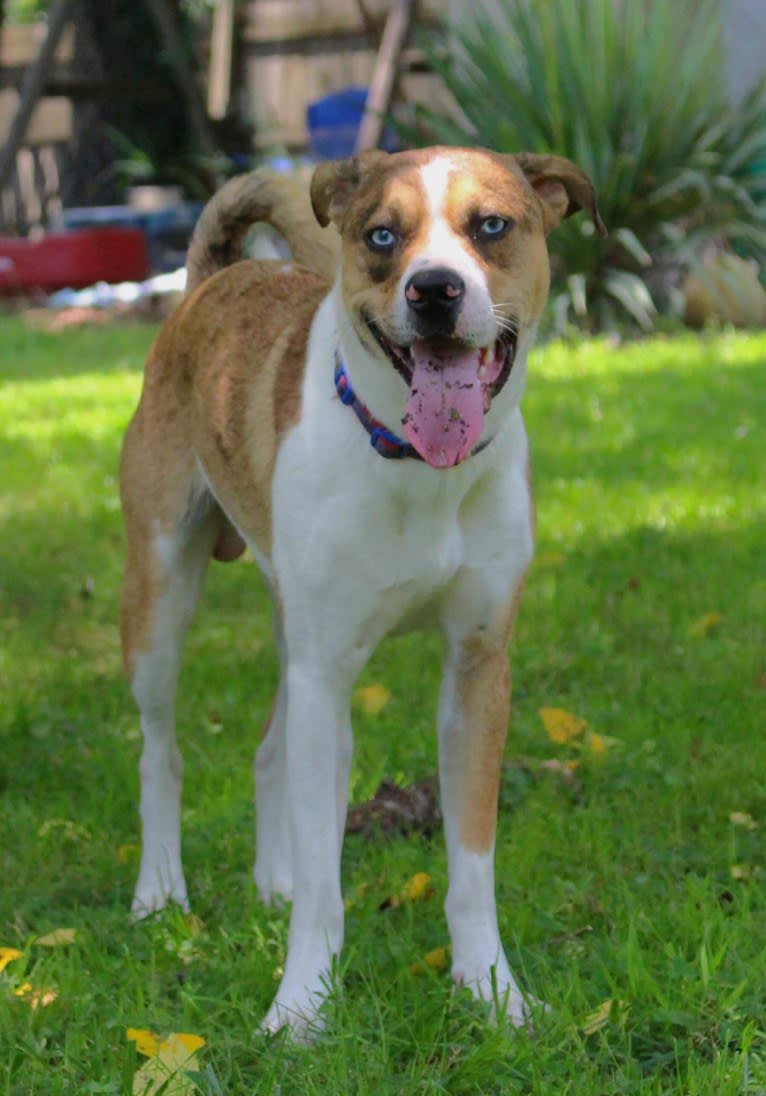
[311,147,604,468]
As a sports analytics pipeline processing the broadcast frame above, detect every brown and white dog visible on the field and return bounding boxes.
[120,147,604,1036]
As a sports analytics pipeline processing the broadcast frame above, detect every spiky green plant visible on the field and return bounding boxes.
[406,0,766,331]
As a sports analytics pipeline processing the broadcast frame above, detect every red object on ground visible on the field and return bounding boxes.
[0,228,150,294]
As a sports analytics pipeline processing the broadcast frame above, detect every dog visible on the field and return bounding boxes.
[120,147,604,1036]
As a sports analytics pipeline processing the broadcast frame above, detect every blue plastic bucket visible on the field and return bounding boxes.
[306,87,399,159]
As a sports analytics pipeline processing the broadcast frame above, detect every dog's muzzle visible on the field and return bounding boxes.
[364,313,518,470]
[405,267,466,337]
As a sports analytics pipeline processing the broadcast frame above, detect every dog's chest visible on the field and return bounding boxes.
[340,478,483,642]
[363,480,467,596]
[275,439,514,643]
[270,301,532,645]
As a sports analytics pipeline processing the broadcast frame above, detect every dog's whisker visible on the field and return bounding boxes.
[491,309,520,331]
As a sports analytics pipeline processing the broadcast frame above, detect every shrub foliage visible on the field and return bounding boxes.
[409,0,766,331]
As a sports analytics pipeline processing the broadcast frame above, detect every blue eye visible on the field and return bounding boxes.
[477,216,510,240]
[366,226,397,251]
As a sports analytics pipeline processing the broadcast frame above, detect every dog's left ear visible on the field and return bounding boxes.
[513,153,607,237]
[310,151,390,230]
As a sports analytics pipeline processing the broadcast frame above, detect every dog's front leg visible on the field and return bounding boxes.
[262,657,353,1038]
[439,577,529,1027]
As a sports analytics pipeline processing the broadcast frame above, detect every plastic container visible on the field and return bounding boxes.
[53,202,202,237]
[306,87,399,160]
[0,227,150,295]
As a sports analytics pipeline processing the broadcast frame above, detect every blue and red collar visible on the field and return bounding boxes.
[334,351,423,461]
[334,350,495,464]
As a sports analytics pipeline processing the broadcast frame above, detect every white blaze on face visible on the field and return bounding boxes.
[392,157,497,347]
[395,157,506,469]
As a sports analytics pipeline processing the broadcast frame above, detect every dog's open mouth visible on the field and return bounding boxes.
[366,319,517,468]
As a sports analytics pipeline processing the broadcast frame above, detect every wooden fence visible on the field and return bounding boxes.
[0,22,75,232]
[244,0,448,153]
[0,1,453,233]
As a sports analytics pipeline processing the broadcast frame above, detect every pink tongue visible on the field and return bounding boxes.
[402,338,487,468]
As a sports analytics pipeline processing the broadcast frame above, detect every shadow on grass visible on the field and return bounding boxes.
[2,493,764,734]
[3,506,762,835]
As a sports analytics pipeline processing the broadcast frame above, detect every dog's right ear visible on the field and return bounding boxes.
[310,151,389,229]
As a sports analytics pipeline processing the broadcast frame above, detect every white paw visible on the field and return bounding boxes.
[452,957,532,1030]
[261,996,325,1044]
[261,957,336,1042]
[131,867,189,920]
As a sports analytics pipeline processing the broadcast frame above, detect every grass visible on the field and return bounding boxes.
[0,315,765,1094]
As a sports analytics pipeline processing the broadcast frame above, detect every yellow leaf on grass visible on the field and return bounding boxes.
[409,945,450,975]
[14,983,57,1009]
[165,1033,205,1056]
[36,928,77,948]
[688,612,722,638]
[402,872,433,902]
[582,997,621,1035]
[354,683,391,716]
[127,1029,206,1059]
[730,864,752,881]
[0,947,22,973]
[729,811,757,830]
[383,872,434,909]
[539,707,587,744]
[130,1033,205,1096]
[127,1029,162,1057]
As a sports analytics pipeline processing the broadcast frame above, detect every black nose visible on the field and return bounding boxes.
[405,267,465,334]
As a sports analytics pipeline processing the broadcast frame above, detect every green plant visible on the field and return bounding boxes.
[103,126,232,201]
[4,0,49,23]
[407,0,766,332]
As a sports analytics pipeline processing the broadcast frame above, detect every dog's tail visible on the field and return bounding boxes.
[185,169,339,293]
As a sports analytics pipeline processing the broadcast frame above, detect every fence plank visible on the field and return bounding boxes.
[356,0,415,151]
[0,0,74,215]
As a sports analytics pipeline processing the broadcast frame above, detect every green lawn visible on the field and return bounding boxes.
[0,316,764,1094]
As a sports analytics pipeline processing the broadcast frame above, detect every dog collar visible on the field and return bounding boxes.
[334,350,495,464]
[334,352,423,461]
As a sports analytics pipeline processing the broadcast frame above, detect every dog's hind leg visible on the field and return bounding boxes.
[121,453,218,918]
